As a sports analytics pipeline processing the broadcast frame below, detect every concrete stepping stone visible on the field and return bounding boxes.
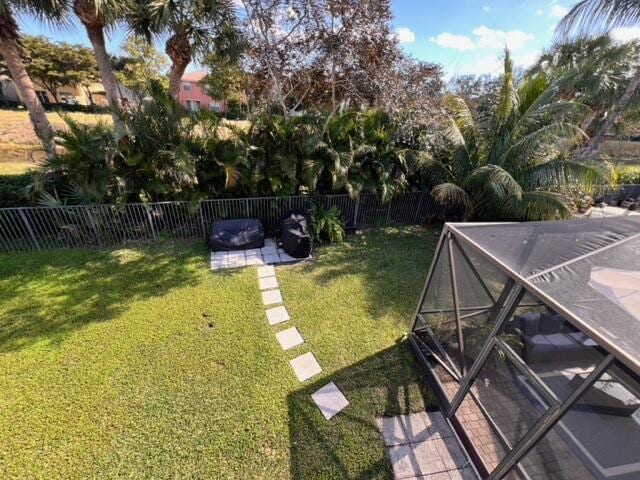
[246,256,265,266]
[275,326,304,350]
[266,305,290,325]
[257,265,275,278]
[311,381,349,420]
[259,276,279,290]
[262,289,283,305]
[289,352,322,382]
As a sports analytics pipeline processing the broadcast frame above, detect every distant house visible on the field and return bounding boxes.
[178,72,226,113]
[0,75,136,107]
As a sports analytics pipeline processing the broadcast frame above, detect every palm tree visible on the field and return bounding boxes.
[530,35,639,137]
[71,0,126,138]
[425,51,603,221]
[0,0,58,158]
[557,0,640,159]
[127,0,240,101]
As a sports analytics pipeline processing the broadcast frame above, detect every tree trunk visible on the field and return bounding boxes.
[0,38,56,159]
[168,59,189,102]
[166,33,192,102]
[83,23,126,139]
[580,67,640,160]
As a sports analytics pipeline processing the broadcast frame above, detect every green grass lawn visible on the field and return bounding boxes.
[0,226,438,479]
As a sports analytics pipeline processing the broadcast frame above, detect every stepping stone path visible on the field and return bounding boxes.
[311,381,350,420]
[210,238,311,271]
[275,327,304,350]
[376,412,477,479]
[255,261,350,422]
[289,352,323,382]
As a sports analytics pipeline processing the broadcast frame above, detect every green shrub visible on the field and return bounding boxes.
[308,204,345,245]
[0,173,34,207]
[617,167,640,184]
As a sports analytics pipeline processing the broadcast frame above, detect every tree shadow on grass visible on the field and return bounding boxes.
[0,240,209,353]
[302,226,440,325]
[288,341,438,479]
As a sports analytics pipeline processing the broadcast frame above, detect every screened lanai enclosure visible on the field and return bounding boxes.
[409,217,640,480]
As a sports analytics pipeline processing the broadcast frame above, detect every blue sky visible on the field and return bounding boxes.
[14,1,640,78]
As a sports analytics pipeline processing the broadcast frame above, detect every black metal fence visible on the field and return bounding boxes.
[0,192,442,252]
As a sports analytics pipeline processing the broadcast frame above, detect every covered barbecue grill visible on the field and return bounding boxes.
[279,210,311,259]
[209,218,265,251]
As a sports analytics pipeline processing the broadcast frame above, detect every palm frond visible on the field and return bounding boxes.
[556,0,640,39]
[502,191,574,221]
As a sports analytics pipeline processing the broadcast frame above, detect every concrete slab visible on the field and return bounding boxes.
[259,276,279,290]
[435,437,468,471]
[261,289,283,306]
[264,238,276,247]
[257,265,276,278]
[246,256,265,266]
[228,258,247,268]
[279,253,298,262]
[388,444,421,479]
[263,254,281,265]
[377,416,408,446]
[275,326,304,350]
[412,440,448,475]
[261,246,278,256]
[289,352,322,382]
[401,411,451,443]
[311,381,349,420]
[265,305,290,325]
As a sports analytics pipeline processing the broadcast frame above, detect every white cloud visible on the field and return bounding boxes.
[454,49,541,77]
[395,27,416,44]
[550,4,568,18]
[430,26,535,52]
[482,5,491,12]
[611,27,640,43]
[472,26,535,51]
[429,32,476,51]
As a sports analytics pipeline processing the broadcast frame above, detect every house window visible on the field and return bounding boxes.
[185,100,200,111]
[210,102,222,113]
[182,82,192,91]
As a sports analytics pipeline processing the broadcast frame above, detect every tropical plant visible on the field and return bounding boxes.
[425,50,605,221]
[308,204,344,245]
[127,0,241,101]
[0,0,60,158]
[530,35,640,139]
[116,81,201,201]
[556,0,640,159]
[35,117,119,204]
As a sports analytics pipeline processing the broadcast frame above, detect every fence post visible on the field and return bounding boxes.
[386,198,392,225]
[146,206,156,240]
[353,196,360,228]
[245,199,250,218]
[87,207,102,247]
[198,202,207,239]
[17,209,41,250]
[414,192,424,225]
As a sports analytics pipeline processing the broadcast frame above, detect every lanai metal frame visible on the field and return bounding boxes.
[409,220,640,480]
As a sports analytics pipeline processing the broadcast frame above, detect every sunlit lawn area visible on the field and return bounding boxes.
[0,226,437,479]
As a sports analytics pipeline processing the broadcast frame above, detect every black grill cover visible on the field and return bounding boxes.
[279,211,311,258]
[210,218,265,251]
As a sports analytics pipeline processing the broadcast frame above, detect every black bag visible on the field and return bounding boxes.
[279,211,311,258]
[210,218,265,251]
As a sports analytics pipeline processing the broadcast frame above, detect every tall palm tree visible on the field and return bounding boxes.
[71,0,125,138]
[425,51,603,221]
[530,35,639,137]
[557,0,640,159]
[128,0,240,101]
[0,0,58,158]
